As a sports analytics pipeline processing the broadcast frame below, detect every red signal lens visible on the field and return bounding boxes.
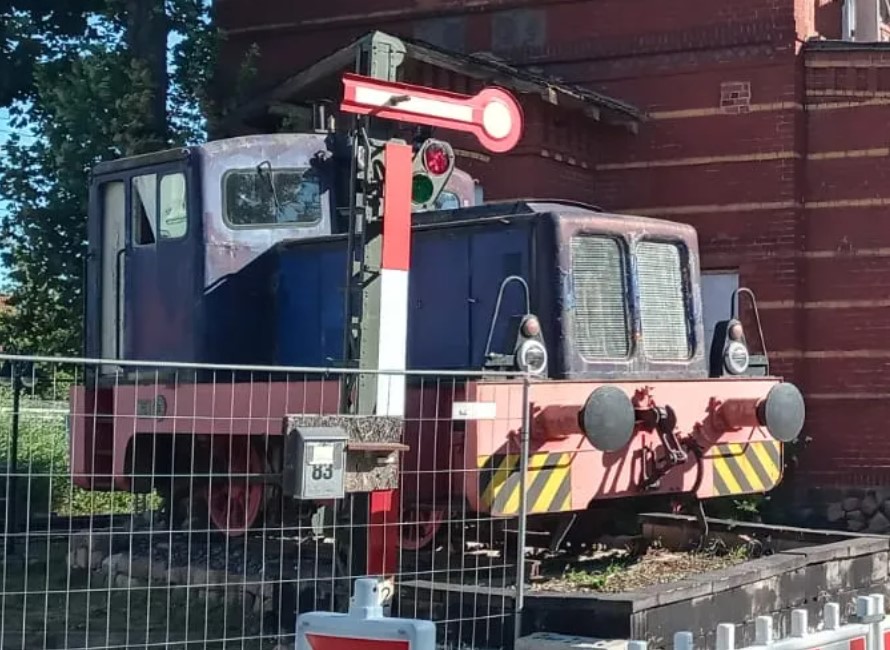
[423,143,451,176]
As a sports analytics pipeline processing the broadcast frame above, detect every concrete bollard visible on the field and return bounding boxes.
[790,609,808,637]
[716,623,735,650]
[673,631,694,650]
[754,615,773,645]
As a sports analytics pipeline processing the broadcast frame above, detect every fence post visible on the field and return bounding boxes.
[3,363,23,555]
[513,376,532,644]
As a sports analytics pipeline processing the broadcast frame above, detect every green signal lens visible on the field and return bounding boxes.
[412,174,434,204]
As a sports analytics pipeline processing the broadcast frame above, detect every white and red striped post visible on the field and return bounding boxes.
[376,140,412,417]
[338,72,525,578]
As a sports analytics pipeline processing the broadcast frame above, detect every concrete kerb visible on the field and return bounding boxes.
[684,595,883,650]
[519,521,890,648]
[515,596,888,650]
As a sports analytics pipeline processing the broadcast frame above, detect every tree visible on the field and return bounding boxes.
[0,0,218,355]
[0,0,105,106]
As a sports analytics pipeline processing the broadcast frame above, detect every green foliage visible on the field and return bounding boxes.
[0,1,106,106]
[0,384,141,516]
[0,1,218,355]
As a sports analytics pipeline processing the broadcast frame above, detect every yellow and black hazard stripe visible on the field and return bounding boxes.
[710,441,783,497]
[476,452,573,517]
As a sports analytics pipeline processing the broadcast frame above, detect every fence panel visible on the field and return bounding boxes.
[0,354,529,650]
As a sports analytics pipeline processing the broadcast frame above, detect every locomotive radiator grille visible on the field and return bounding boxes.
[570,235,630,360]
[636,240,692,360]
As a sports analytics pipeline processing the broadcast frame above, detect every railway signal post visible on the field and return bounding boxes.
[333,37,524,583]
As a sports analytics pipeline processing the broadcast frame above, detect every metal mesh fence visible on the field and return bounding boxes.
[0,354,530,650]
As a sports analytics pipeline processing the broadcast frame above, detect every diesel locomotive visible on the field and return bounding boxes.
[68,129,806,556]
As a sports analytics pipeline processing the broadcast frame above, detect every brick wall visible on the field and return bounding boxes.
[790,45,890,486]
[215,0,890,492]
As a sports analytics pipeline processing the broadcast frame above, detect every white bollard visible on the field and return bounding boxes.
[790,609,808,637]
[674,631,694,650]
[824,602,841,630]
[349,578,384,619]
[755,616,774,644]
[716,623,735,650]
[857,595,874,618]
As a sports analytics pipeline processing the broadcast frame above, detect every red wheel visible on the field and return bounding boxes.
[202,437,264,536]
[398,505,444,551]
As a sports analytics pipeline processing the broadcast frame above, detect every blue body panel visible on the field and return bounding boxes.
[270,221,534,370]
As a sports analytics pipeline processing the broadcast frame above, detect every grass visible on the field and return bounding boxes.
[0,384,153,519]
[542,542,753,594]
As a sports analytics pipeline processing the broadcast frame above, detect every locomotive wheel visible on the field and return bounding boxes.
[202,437,264,536]
[398,505,445,551]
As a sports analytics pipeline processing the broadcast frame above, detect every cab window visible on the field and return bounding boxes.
[223,167,322,228]
[132,171,188,245]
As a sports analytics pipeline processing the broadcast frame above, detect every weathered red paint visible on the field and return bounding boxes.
[382,141,413,272]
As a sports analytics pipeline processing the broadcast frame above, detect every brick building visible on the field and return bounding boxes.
[215,0,890,523]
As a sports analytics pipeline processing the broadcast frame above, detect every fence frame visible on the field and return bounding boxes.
[0,351,535,650]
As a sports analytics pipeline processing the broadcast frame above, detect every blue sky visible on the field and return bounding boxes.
[0,107,37,288]
[0,15,201,292]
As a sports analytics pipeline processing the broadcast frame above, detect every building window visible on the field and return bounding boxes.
[491,8,546,52]
[414,16,467,52]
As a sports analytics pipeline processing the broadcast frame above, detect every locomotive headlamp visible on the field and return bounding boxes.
[520,315,541,337]
[517,339,548,375]
[724,340,750,375]
[728,321,744,341]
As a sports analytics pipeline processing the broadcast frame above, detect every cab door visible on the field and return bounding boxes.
[96,180,127,365]
[124,160,202,362]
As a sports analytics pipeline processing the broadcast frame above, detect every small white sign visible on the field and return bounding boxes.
[309,443,334,465]
[452,401,497,421]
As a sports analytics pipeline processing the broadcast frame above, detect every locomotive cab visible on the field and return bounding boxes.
[84,133,480,367]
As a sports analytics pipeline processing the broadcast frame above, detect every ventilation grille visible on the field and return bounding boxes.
[636,241,691,360]
[570,235,629,360]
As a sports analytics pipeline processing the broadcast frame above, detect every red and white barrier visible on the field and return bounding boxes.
[296,578,435,650]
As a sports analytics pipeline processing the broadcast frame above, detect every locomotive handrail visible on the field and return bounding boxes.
[483,275,532,362]
[731,287,769,361]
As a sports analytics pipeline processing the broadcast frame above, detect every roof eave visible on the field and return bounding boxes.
[224,30,643,135]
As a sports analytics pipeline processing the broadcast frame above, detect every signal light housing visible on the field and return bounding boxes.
[411,139,455,209]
